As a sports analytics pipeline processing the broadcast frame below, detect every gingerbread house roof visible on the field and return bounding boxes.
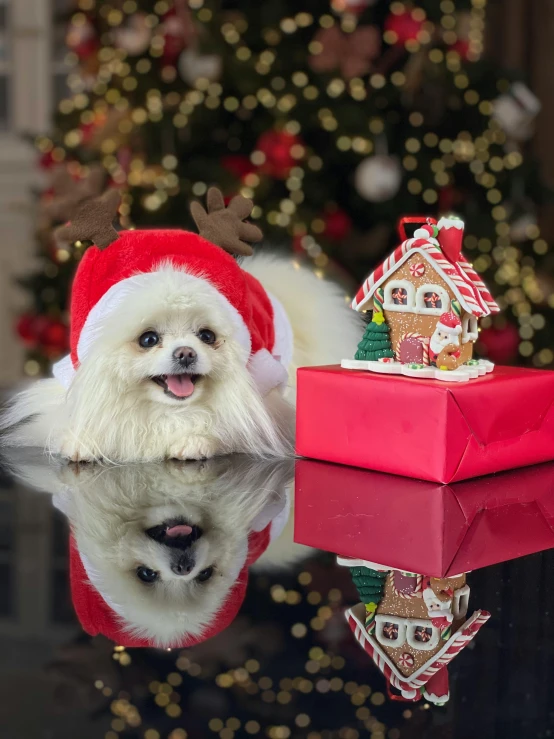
[346,603,490,695]
[352,235,500,317]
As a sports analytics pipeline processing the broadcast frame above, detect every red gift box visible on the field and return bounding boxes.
[294,458,554,577]
[296,365,554,483]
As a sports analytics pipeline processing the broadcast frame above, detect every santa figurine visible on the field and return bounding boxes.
[429,312,463,369]
[422,581,454,631]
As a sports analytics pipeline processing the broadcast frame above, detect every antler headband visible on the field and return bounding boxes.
[54,185,263,256]
[190,187,263,257]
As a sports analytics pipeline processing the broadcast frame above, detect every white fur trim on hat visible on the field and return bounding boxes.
[267,291,294,369]
[248,349,289,396]
[79,549,127,618]
[53,354,75,388]
[78,268,252,364]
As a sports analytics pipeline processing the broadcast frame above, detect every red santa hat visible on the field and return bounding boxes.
[69,497,289,648]
[435,311,462,335]
[53,190,293,397]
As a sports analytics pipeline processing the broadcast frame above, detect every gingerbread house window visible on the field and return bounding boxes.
[383,281,415,312]
[462,315,478,344]
[375,615,405,648]
[405,619,440,651]
[415,285,450,315]
[452,585,470,619]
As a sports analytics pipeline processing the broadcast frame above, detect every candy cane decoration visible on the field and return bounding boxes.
[396,333,430,365]
[441,625,452,641]
[365,612,376,634]
[451,298,462,318]
[373,287,384,314]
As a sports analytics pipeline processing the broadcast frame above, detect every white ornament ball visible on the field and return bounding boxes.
[178,49,222,85]
[355,155,402,202]
[114,14,152,56]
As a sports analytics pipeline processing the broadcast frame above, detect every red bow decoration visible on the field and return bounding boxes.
[309,25,381,80]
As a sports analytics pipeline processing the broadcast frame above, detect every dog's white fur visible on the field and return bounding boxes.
[1,254,360,462]
[6,453,296,647]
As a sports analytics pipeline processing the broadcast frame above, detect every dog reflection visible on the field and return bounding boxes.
[10,454,293,647]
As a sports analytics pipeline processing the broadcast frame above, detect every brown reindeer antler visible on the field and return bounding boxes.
[43,165,105,223]
[54,188,122,249]
[190,187,263,257]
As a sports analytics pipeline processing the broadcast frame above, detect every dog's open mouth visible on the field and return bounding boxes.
[151,374,201,399]
[146,519,203,548]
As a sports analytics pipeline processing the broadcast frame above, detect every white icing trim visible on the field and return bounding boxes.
[414,284,451,315]
[336,556,392,572]
[452,585,470,620]
[423,688,450,705]
[360,247,480,317]
[437,216,464,231]
[341,357,495,382]
[462,314,479,344]
[383,279,415,312]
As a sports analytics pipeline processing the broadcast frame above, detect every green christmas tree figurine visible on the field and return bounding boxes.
[355,313,394,362]
[349,566,389,631]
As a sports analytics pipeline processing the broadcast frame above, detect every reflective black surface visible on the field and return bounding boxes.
[1,450,553,739]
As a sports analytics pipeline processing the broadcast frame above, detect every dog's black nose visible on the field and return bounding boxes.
[173,346,197,367]
[171,551,196,576]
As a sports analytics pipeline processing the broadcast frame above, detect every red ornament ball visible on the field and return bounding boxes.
[66,16,98,61]
[221,155,256,181]
[16,314,41,345]
[255,130,303,179]
[323,208,352,242]
[477,323,520,364]
[41,320,69,356]
[16,314,69,356]
[384,10,425,45]
[161,10,189,66]
[449,39,471,60]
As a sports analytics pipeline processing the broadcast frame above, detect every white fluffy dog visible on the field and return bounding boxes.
[6,452,297,647]
[1,253,360,462]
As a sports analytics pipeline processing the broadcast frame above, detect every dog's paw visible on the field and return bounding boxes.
[58,436,95,463]
[168,436,219,461]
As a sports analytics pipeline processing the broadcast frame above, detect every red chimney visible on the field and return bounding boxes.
[437,216,464,263]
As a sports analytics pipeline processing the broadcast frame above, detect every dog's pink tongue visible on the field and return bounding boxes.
[166,374,195,398]
[166,524,193,538]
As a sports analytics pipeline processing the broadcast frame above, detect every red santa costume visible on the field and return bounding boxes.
[429,311,462,366]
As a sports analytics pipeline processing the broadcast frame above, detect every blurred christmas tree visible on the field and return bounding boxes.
[17,0,553,374]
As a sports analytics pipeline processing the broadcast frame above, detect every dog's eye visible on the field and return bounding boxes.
[138,331,160,348]
[196,566,214,583]
[197,329,216,345]
[136,566,159,583]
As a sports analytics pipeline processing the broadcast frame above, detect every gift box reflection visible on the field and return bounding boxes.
[294,458,554,577]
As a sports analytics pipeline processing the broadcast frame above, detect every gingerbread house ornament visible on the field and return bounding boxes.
[338,557,490,705]
[342,216,500,382]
